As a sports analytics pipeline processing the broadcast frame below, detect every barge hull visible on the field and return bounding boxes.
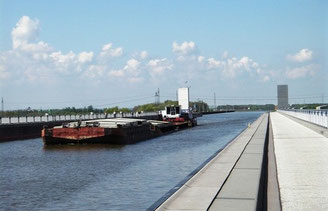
[42,119,191,145]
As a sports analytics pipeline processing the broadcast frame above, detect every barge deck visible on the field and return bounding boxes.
[42,118,192,145]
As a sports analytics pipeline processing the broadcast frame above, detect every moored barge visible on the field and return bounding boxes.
[42,118,193,145]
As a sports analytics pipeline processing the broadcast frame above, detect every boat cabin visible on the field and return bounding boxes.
[161,105,182,119]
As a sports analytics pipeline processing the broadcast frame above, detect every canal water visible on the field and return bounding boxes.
[0,112,262,210]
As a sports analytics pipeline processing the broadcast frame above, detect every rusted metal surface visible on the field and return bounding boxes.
[45,127,106,140]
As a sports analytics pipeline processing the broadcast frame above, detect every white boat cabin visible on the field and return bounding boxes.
[161,105,182,119]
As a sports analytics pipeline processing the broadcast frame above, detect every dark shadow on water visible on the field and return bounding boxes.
[43,143,125,152]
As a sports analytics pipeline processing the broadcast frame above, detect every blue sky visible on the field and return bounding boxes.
[0,0,327,109]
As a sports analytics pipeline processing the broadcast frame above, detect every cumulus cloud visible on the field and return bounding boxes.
[5,15,320,94]
[0,64,10,79]
[78,51,94,63]
[11,16,40,49]
[128,77,143,83]
[108,59,141,78]
[100,43,123,58]
[286,49,313,62]
[148,58,173,75]
[172,41,197,55]
[285,64,318,79]
[140,51,148,59]
[206,56,262,78]
[197,56,205,63]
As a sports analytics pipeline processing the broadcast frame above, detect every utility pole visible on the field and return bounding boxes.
[214,92,216,111]
[158,88,160,104]
[1,97,3,112]
[155,88,160,104]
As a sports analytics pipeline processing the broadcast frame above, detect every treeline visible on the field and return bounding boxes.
[8,101,323,118]
[0,100,210,117]
[0,105,103,117]
[290,103,327,109]
[132,100,209,112]
[217,104,275,111]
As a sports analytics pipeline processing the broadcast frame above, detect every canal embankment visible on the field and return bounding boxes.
[153,113,270,210]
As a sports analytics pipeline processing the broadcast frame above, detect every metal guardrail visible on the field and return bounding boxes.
[279,109,328,128]
[0,112,158,125]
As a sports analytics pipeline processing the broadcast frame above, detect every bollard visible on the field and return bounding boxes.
[9,117,11,124]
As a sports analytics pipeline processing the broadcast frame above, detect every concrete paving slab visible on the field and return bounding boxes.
[235,153,263,169]
[188,170,231,187]
[209,198,255,211]
[280,112,328,138]
[271,112,328,210]
[155,114,268,211]
[243,144,264,153]
[247,138,266,144]
[216,168,261,199]
[162,188,218,210]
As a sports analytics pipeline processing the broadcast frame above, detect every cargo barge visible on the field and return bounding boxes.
[42,87,202,145]
[42,117,194,145]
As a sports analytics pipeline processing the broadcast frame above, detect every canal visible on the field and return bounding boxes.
[0,112,262,210]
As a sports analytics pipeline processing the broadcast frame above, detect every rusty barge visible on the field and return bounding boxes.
[42,117,195,145]
[42,87,202,145]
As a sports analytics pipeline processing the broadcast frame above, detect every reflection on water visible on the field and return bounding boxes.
[0,112,262,210]
[43,144,125,151]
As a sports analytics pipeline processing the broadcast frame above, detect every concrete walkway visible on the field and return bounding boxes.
[155,113,268,210]
[271,112,328,210]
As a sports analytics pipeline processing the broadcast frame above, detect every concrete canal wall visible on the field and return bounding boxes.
[153,113,270,211]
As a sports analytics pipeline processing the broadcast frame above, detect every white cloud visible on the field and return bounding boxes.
[124,59,140,77]
[198,56,205,63]
[100,43,123,58]
[140,51,148,59]
[172,41,197,55]
[84,65,105,78]
[207,58,223,69]
[108,69,124,77]
[148,58,173,75]
[6,15,322,98]
[125,59,140,70]
[0,64,10,79]
[128,77,143,83]
[286,49,313,62]
[108,59,141,78]
[206,56,262,78]
[78,51,94,63]
[11,16,40,49]
[285,64,318,79]
[50,51,75,63]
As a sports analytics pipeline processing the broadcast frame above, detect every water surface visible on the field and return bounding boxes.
[0,112,262,210]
